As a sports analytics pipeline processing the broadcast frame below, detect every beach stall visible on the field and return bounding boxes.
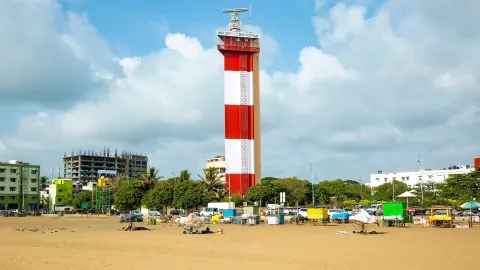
[266,204,284,225]
[307,208,328,226]
[382,202,408,227]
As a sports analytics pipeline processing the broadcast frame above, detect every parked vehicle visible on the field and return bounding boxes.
[407,206,427,216]
[298,208,308,218]
[129,210,143,216]
[366,204,383,216]
[200,207,220,217]
[148,209,161,216]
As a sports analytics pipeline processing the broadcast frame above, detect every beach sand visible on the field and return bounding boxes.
[0,216,476,270]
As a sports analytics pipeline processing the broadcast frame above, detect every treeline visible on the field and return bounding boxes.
[71,168,480,211]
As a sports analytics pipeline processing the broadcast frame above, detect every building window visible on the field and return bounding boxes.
[31,187,37,192]
[0,169,5,173]
[406,177,410,180]
[31,170,37,174]
[9,196,16,200]
[401,177,405,181]
[0,196,4,200]
[10,178,16,182]
[10,187,16,191]
[31,196,37,200]
[0,177,4,182]
[58,198,62,202]
[0,187,4,191]
[384,178,387,182]
[10,169,17,173]
[59,189,63,193]
[31,179,37,183]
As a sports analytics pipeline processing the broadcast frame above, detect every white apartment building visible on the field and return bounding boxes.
[370,165,474,188]
[205,156,226,183]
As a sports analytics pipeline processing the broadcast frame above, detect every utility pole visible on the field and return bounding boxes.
[309,164,315,207]
[417,154,424,207]
[226,163,231,203]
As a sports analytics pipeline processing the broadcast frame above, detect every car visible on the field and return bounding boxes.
[407,206,426,216]
[366,204,384,215]
[298,208,308,218]
[129,210,143,216]
[148,209,161,216]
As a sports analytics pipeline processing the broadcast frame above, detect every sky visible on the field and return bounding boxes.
[1,0,480,183]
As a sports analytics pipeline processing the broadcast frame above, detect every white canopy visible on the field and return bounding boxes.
[397,191,416,198]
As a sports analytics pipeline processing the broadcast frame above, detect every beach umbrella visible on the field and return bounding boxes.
[397,191,417,210]
[460,201,480,210]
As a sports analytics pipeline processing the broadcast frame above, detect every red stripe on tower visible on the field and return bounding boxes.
[217,8,261,196]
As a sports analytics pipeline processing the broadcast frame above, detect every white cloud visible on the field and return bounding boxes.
[1,0,480,180]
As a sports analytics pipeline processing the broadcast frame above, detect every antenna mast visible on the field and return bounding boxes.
[223,8,248,32]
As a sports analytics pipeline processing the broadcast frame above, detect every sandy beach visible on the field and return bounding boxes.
[0,216,477,270]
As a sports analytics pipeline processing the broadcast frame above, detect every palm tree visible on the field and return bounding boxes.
[178,170,191,183]
[140,167,162,190]
[198,167,225,193]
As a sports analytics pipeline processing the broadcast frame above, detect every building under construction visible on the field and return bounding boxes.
[63,148,148,184]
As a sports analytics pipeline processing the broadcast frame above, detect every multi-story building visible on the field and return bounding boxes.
[41,178,73,211]
[63,148,148,184]
[370,164,474,189]
[205,156,226,183]
[0,160,40,211]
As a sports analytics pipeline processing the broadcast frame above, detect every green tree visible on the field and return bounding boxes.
[173,180,211,209]
[277,177,309,206]
[198,167,224,193]
[372,180,408,202]
[245,181,284,206]
[112,174,129,194]
[139,167,162,191]
[40,176,50,190]
[178,170,191,183]
[114,180,146,210]
[438,171,480,202]
[230,193,245,206]
[141,181,174,213]
[72,191,94,209]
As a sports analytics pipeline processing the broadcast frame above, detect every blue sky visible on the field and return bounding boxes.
[60,0,324,72]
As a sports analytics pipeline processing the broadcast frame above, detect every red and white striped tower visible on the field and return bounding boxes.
[217,8,261,195]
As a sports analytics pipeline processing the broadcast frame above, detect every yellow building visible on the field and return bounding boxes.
[41,178,73,210]
[97,177,112,187]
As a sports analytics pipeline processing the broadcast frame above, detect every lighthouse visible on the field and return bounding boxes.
[217,8,261,195]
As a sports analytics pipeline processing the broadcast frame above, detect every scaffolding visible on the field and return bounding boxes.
[93,186,111,214]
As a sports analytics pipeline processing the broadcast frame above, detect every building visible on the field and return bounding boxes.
[217,8,261,195]
[205,156,227,183]
[41,178,73,211]
[0,160,40,211]
[369,165,474,188]
[63,148,148,184]
[475,157,480,170]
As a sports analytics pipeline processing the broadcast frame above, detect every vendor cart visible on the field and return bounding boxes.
[382,202,408,227]
[429,205,455,228]
[307,208,329,226]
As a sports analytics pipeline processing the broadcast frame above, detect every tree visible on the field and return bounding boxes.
[72,191,94,209]
[178,170,191,183]
[278,177,309,206]
[139,167,162,191]
[438,171,480,202]
[142,181,174,213]
[230,193,245,206]
[372,180,408,202]
[40,176,50,190]
[245,181,284,206]
[114,180,146,210]
[173,180,211,209]
[198,167,225,193]
[112,174,129,194]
